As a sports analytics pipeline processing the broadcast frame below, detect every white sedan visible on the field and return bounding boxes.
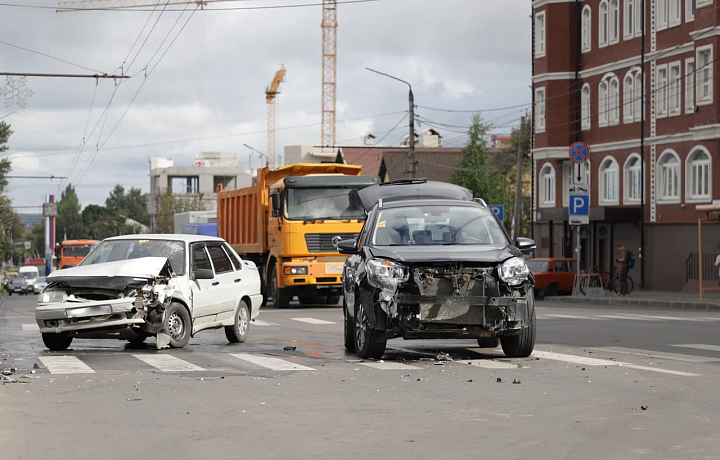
[36,235,263,351]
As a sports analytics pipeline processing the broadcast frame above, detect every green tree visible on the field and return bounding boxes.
[506,117,532,237]
[0,122,16,263]
[57,184,86,240]
[156,189,205,233]
[106,185,148,225]
[83,204,123,240]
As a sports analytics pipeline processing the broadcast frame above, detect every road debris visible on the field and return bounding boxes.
[436,352,453,362]
[513,379,521,384]
[641,405,648,411]
[497,378,502,383]
[467,379,473,383]
[283,346,297,351]
[126,398,142,402]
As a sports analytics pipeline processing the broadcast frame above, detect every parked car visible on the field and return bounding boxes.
[36,234,263,351]
[339,180,536,360]
[528,258,577,299]
[33,276,48,294]
[7,276,27,295]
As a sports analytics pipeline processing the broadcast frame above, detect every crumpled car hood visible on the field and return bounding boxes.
[49,257,170,280]
[368,244,520,263]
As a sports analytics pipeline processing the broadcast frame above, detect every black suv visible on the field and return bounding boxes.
[339,180,536,359]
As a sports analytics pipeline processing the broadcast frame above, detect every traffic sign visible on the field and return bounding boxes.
[569,142,590,164]
[489,205,504,221]
[569,192,589,226]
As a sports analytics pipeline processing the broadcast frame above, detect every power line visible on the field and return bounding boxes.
[0,0,380,12]
[417,102,531,114]
[0,39,106,74]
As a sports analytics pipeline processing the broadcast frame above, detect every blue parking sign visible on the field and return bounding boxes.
[489,205,504,221]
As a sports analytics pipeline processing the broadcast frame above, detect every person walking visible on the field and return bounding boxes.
[616,244,630,296]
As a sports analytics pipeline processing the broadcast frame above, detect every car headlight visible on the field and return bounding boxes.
[366,259,408,293]
[499,257,530,286]
[39,291,67,304]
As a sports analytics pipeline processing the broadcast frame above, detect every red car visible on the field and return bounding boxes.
[527,258,578,299]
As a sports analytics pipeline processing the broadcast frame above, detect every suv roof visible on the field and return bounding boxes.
[355,179,473,209]
[378,198,487,210]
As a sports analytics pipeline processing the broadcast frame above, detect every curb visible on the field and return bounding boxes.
[544,295,720,312]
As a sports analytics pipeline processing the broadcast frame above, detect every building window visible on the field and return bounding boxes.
[686,58,695,113]
[686,0,695,21]
[696,0,711,8]
[535,87,546,133]
[669,0,681,26]
[634,71,644,121]
[599,1,609,47]
[540,164,556,207]
[581,84,591,130]
[599,157,619,205]
[696,45,713,105]
[635,0,644,37]
[658,150,681,202]
[657,0,668,29]
[609,0,620,43]
[599,81,609,126]
[669,61,681,116]
[625,0,635,39]
[624,73,635,123]
[686,147,711,202]
[657,64,668,117]
[535,11,546,58]
[582,6,592,52]
[609,77,620,124]
[624,155,643,203]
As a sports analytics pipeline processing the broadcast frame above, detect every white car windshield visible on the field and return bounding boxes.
[372,205,508,246]
[80,239,186,275]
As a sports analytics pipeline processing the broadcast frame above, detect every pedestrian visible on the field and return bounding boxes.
[616,244,630,296]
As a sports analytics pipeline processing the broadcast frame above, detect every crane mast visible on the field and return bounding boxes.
[266,65,286,170]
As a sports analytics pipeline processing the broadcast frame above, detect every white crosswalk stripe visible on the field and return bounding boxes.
[466,359,518,369]
[39,356,95,375]
[290,317,336,325]
[611,314,712,323]
[132,354,205,372]
[230,354,316,371]
[360,362,419,370]
[588,346,720,363]
[251,320,278,327]
[532,350,700,376]
[21,323,39,331]
[671,344,720,352]
[545,314,608,321]
[597,315,661,321]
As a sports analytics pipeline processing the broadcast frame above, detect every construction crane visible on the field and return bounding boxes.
[265,65,286,170]
[57,0,339,148]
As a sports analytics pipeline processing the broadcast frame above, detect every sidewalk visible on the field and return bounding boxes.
[545,290,720,311]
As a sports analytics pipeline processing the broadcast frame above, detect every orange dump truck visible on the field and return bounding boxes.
[217,163,380,308]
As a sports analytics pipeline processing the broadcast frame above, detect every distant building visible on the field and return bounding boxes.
[147,152,252,231]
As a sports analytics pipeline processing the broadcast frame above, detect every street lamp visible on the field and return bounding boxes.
[366,68,416,178]
[243,144,269,169]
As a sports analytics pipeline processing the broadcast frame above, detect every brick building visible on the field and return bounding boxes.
[532,0,720,291]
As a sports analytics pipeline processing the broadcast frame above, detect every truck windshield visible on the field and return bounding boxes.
[63,244,93,257]
[285,188,366,221]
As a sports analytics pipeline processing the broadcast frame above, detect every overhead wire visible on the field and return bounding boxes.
[0,0,381,12]
[0,39,106,74]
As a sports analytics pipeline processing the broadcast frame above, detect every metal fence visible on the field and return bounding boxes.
[685,252,720,283]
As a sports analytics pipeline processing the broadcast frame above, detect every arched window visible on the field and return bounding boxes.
[599,73,619,126]
[609,77,620,124]
[686,146,712,201]
[582,6,592,52]
[599,157,619,204]
[581,84,591,129]
[624,154,643,203]
[609,0,619,43]
[624,73,634,122]
[599,1,609,47]
[634,71,643,121]
[599,80,609,126]
[658,150,681,202]
[540,164,556,207]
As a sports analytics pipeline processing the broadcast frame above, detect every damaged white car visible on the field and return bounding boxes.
[36,235,263,351]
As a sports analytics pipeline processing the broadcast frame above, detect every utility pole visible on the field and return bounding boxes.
[512,116,525,243]
[408,88,416,178]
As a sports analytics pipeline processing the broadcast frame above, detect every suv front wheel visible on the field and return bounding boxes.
[500,291,536,358]
[353,300,386,360]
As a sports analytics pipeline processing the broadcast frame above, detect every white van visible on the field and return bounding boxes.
[19,266,39,293]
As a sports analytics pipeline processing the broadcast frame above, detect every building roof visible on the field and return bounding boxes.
[379,148,464,182]
[337,147,388,176]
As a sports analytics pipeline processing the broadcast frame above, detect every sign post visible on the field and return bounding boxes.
[568,141,590,286]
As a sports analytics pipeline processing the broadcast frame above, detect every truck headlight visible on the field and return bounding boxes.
[284,266,308,275]
[367,259,408,292]
[39,291,67,304]
[499,257,530,286]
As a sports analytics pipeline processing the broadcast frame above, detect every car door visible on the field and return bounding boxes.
[205,243,238,316]
[189,243,220,322]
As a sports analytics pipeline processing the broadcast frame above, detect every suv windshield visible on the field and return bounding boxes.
[285,188,366,221]
[372,205,508,246]
[80,239,186,275]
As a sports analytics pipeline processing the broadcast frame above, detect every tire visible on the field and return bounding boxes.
[326,295,341,305]
[626,276,635,295]
[42,332,73,351]
[579,277,602,296]
[269,265,291,309]
[500,291,536,358]
[545,283,558,297]
[298,296,325,306]
[353,299,386,360]
[476,337,499,348]
[162,302,191,348]
[225,300,250,344]
[343,299,355,352]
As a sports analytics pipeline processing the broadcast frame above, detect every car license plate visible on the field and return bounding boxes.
[325,265,343,274]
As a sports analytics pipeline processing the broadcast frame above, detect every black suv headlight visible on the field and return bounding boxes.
[366,259,408,293]
[499,257,530,286]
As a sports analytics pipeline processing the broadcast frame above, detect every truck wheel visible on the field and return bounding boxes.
[343,299,355,352]
[354,300,386,360]
[225,300,250,344]
[298,296,324,306]
[326,296,341,305]
[42,332,73,351]
[270,265,291,309]
[163,303,191,348]
[500,291,536,358]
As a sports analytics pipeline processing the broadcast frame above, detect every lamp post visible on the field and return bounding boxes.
[243,144,269,169]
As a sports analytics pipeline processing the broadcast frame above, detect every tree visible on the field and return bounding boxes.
[506,117,532,237]
[83,204,123,240]
[57,184,86,240]
[156,189,206,233]
[106,185,148,225]
[0,122,16,263]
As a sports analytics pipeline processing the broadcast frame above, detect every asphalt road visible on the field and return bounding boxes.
[2,294,720,460]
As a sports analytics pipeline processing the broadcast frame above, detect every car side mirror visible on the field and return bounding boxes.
[271,192,281,218]
[516,237,536,254]
[192,268,214,280]
[337,239,359,255]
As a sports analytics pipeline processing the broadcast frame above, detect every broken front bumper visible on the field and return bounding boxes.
[36,297,143,334]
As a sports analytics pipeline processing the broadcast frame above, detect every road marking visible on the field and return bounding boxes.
[545,314,608,321]
[39,356,95,375]
[671,344,720,352]
[230,354,316,371]
[533,350,700,376]
[597,315,660,321]
[290,317,336,325]
[611,314,711,323]
[132,354,205,372]
[588,347,720,363]
[21,323,39,331]
[466,359,518,369]
[360,362,419,370]
[252,320,278,327]
[618,363,700,377]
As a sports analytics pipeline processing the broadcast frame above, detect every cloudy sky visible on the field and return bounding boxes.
[0,0,531,212]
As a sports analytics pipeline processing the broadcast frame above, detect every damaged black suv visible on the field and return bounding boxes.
[339,180,536,359]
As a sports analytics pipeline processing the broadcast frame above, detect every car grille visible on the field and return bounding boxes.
[305,233,359,253]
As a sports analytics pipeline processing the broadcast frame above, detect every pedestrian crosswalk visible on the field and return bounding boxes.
[537,312,720,322]
[290,317,337,325]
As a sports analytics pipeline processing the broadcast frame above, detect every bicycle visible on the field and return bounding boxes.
[594,265,634,295]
